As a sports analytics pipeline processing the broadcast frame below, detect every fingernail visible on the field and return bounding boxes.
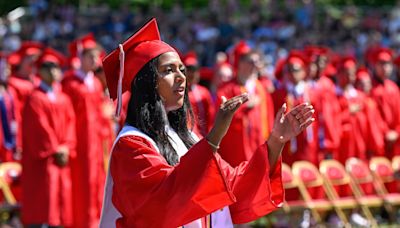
[282,103,287,109]
[305,102,309,106]
[311,109,315,113]
[311,118,315,121]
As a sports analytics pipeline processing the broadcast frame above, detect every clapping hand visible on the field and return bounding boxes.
[206,93,249,150]
[271,103,315,143]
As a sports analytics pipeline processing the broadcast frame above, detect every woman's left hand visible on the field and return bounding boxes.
[271,103,315,143]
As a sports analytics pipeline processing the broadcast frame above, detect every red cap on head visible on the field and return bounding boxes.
[102,18,176,116]
[337,56,357,70]
[286,50,308,67]
[304,45,330,61]
[377,50,392,62]
[18,41,43,57]
[232,40,251,69]
[365,46,393,65]
[323,63,337,78]
[183,51,199,67]
[356,67,371,80]
[37,48,66,68]
[69,33,98,58]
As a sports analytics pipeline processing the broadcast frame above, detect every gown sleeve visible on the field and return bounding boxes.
[214,143,283,224]
[111,135,283,227]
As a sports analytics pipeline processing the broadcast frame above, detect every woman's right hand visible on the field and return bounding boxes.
[206,93,249,150]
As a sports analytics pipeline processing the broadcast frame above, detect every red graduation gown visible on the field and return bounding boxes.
[308,77,342,160]
[8,75,34,152]
[370,79,400,158]
[271,81,319,166]
[21,87,76,226]
[189,84,215,137]
[336,87,368,163]
[110,135,283,227]
[216,79,273,166]
[62,71,106,228]
[364,96,386,157]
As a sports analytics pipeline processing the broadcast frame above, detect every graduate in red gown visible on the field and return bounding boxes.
[21,48,76,227]
[335,57,368,163]
[100,18,314,228]
[251,51,275,134]
[367,47,400,158]
[272,50,318,166]
[183,51,215,137]
[8,41,43,159]
[355,68,386,157]
[304,46,342,161]
[216,48,275,167]
[62,34,106,228]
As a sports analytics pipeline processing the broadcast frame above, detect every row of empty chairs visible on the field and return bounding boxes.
[281,156,400,227]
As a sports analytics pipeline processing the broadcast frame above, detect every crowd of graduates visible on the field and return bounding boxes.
[0,30,399,227]
[0,1,399,228]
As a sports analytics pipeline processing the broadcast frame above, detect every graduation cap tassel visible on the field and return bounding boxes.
[116,44,125,117]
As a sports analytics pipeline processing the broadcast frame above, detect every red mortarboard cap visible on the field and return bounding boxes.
[37,48,66,68]
[343,57,356,69]
[183,51,199,67]
[102,18,176,116]
[377,49,392,62]
[356,67,371,80]
[232,40,251,69]
[304,45,330,61]
[68,33,98,58]
[337,56,357,70]
[365,46,393,65]
[234,41,251,58]
[323,63,337,78]
[286,50,308,67]
[18,41,43,57]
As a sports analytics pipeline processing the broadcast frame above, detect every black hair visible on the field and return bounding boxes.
[40,62,59,70]
[125,56,196,165]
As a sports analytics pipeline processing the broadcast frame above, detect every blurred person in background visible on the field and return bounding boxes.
[335,56,368,164]
[8,41,43,160]
[355,67,386,158]
[272,50,321,203]
[21,48,76,228]
[62,34,106,228]
[216,44,274,168]
[367,47,400,159]
[272,50,318,167]
[183,51,215,137]
[304,46,342,161]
